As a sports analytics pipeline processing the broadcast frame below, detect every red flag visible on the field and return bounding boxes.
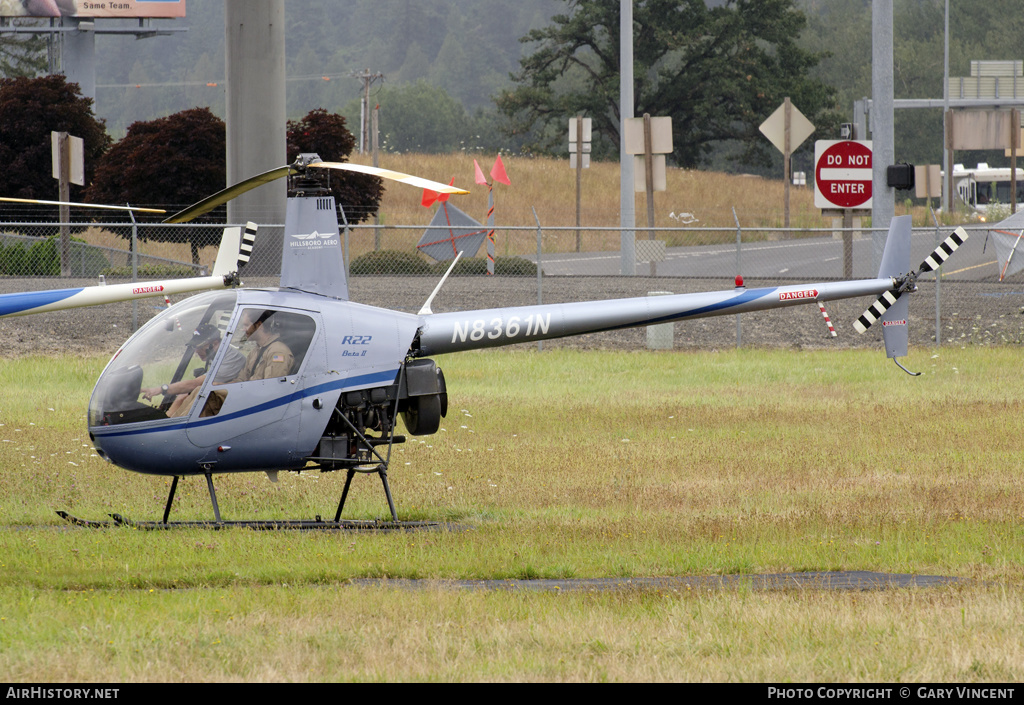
[420,178,455,207]
[490,155,511,186]
[473,159,488,186]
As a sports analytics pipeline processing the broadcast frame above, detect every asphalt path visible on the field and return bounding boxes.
[530,228,999,281]
[348,572,964,592]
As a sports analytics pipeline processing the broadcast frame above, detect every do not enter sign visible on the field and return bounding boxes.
[814,140,873,209]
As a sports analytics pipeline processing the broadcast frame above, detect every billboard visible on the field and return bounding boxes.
[2,0,185,19]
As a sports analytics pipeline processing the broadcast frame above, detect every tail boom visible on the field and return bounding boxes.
[416,278,894,355]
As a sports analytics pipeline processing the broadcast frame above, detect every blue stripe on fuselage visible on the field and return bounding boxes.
[0,288,84,317]
[90,368,401,439]
[606,286,779,331]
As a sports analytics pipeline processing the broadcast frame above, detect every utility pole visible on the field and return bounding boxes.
[350,69,384,154]
[871,0,895,272]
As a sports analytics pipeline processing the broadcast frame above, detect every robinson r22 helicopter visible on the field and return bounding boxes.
[47,155,966,528]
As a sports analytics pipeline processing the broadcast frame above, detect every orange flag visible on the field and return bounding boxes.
[473,159,488,186]
[490,155,511,186]
[421,178,455,207]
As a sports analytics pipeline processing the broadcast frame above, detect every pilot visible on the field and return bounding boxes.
[142,323,245,417]
[233,309,294,382]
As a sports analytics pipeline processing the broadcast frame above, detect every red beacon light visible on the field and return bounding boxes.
[735,275,745,288]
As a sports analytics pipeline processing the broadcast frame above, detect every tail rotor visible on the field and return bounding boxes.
[853,226,968,335]
[851,225,968,374]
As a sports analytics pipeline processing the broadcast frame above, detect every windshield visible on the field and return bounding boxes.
[89,291,238,427]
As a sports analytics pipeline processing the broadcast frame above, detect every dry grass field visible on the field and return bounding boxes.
[67,153,942,268]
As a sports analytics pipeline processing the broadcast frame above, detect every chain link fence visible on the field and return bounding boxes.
[0,222,224,277]
[0,214,1019,350]
[0,215,1004,283]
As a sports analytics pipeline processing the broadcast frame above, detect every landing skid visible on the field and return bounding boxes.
[55,510,442,531]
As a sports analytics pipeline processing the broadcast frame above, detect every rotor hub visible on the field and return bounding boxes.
[288,153,330,197]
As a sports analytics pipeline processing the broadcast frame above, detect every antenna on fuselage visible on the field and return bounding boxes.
[418,251,463,316]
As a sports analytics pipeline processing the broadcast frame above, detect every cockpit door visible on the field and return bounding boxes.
[184,307,322,466]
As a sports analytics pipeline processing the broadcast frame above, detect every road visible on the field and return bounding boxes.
[530,227,999,282]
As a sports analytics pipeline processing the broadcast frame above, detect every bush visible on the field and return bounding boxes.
[494,256,538,277]
[102,263,198,279]
[350,250,539,277]
[350,250,432,276]
[0,235,112,277]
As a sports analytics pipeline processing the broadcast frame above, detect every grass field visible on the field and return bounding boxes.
[1,347,1022,681]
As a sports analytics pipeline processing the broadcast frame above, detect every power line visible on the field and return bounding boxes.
[97,73,351,89]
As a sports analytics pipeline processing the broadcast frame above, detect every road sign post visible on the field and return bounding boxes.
[759,98,815,229]
[569,116,592,252]
[815,140,873,279]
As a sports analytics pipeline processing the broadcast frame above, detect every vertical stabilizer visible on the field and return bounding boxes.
[877,215,912,360]
[877,215,912,280]
[280,195,349,300]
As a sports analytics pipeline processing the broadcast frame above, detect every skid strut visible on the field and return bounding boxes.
[335,463,398,523]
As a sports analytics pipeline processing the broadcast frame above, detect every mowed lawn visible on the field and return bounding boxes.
[0,346,1022,681]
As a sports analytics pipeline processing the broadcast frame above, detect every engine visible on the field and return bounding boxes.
[310,358,447,470]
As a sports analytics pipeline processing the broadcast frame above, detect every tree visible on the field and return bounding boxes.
[495,0,839,169]
[0,74,110,200]
[84,107,225,265]
[370,81,469,154]
[0,32,48,78]
[286,108,383,223]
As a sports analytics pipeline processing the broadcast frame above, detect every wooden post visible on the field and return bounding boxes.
[784,97,792,232]
[56,131,71,276]
[643,113,656,276]
[1011,109,1019,214]
[575,115,583,253]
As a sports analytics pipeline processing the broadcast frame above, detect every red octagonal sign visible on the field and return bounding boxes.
[814,140,873,209]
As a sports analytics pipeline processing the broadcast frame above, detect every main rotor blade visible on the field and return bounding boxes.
[163,165,296,224]
[0,197,165,214]
[165,162,468,224]
[308,162,470,194]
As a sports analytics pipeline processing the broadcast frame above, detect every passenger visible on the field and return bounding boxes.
[233,309,294,382]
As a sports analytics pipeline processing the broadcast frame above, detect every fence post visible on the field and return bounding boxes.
[733,207,743,348]
[532,206,544,352]
[340,207,351,283]
[131,213,139,331]
[931,209,942,346]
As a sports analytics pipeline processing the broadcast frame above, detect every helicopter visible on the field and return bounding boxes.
[52,154,966,528]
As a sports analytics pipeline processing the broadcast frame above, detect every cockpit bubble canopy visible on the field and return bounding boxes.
[89,291,238,427]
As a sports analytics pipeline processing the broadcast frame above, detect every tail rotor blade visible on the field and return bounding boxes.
[917,226,968,274]
[853,226,969,335]
[238,221,257,269]
[853,290,901,334]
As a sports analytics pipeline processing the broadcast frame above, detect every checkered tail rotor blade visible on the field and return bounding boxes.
[853,290,901,334]
[237,222,257,271]
[852,227,968,335]
[917,226,968,275]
